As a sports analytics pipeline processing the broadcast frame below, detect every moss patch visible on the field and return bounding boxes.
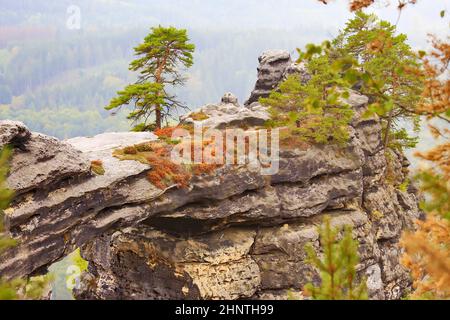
[113,140,194,190]
[90,160,105,175]
[190,111,209,121]
[371,210,384,221]
[113,126,286,189]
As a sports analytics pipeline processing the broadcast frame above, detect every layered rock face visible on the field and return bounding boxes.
[244,50,310,106]
[0,124,158,278]
[0,50,420,300]
[180,92,269,129]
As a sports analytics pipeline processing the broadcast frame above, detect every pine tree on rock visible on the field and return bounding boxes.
[333,12,423,150]
[106,26,195,131]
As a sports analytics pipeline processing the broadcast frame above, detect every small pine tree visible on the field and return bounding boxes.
[333,11,423,150]
[106,26,195,131]
[317,0,450,301]
[303,216,368,300]
[260,51,354,146]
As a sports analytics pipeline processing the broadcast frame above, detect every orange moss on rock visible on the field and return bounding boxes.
[146,154,191,190]
[123,146,138,155]
[192,163,220,176]
[154,126,179,139]
[91,159,103,166]
[114,127,286,190]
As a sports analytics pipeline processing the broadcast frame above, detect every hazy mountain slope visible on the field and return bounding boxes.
[0,0,446,141]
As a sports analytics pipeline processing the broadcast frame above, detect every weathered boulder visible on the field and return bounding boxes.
[221,92,239,105]
[75,226,259,300]
[76,209,389,300]
[1,121,91,198]
[8,133,92,198]
[181,50,309,130]
[244,50,310,106]
[0,120,31,148]
[181,93,269,129]
[0,120,369,280]
[71,56,420,300]
[0,130,158,278]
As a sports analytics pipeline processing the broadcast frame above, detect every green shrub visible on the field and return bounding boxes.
[261,54,353,146]
[303,216,368,300]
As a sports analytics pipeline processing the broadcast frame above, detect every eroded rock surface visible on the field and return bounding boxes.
[0,129,159,278]
[245,50,310,106]
[0,51,421,300]
[2,122,91,198]
[181,92,270,129]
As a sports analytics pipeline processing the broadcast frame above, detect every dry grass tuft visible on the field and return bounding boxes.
[146,155,191,190]
[123,146,138,155]
[90,160,105,175]
[189,111,209,121]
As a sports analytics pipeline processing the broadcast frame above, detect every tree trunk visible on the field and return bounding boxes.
[384,110,393,149]
[384,74,397,149]
[155,106,162,129]
[153,47,171,130]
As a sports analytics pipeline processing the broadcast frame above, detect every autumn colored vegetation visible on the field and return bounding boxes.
[90,160,105,176]
[114,123,281,190]
[113,130,223,190]
[399,35,450,299]
[314,0,449,300]
[114,138,187,190]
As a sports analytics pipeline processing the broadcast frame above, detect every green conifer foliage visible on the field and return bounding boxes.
[304,216,368,300]
[264,13,423,151]
[106,26,195,130]
[333,12,423,150]
[260,50,354,146]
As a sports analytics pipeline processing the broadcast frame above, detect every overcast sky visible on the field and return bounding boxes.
[104,0,449,49]
[3,0,448,50]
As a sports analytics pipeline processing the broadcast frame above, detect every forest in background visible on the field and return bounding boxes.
[0,27,320,138]
[0,1,336,139]
[1,0,444,139]
[0,0,444,162]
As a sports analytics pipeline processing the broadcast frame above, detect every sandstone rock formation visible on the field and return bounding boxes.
[245,50,310,106]
[0,51,421,300]
[0,126,158,278]
[180,92,270,129]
